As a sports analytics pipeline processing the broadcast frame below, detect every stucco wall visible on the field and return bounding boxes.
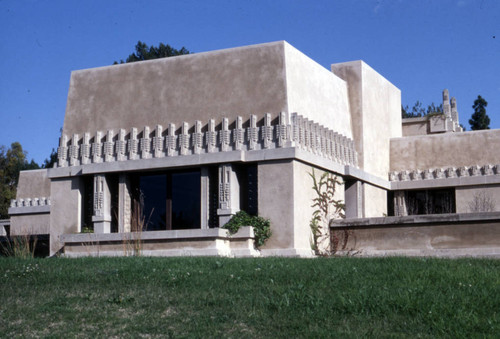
[455,185,500,213]
[402,118,429,136]
[390,129,500,171]
[258,160,295,253]
[258,160,345,256]
[331,61,401,178]
[10,169,51,236]
[331,213,500,257]
[63,41,289,137]
[284,43,352,137]
[293,161,344,253]
[10,214,50,236]
[363,183,387,217]
[50,177,81,255]
[16,169,50,199]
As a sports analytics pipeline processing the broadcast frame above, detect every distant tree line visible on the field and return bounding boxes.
[113,41,190,64]
[401,101,443,118]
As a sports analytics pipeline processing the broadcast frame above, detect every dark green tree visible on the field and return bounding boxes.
[469,95,490,130]
[114,41,190,64]
[0,142,40,218]
[42,148,58,169]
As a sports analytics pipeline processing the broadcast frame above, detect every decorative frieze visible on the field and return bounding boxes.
[10,197,50,208]
[55,113,358,169]
[390,164,500,182]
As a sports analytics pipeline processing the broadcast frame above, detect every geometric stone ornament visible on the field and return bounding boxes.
[140,126,151,159]
[248,115,259,151]
[193,120,203,155]
[167,123,177,157]
[262,113,273,149]
[206,120,217,153]
[234,116,245,151]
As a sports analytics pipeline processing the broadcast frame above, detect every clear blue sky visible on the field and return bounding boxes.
[1,0,499,164]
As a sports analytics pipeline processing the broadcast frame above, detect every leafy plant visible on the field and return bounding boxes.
[223,211,271,248]
[309,169,345,255]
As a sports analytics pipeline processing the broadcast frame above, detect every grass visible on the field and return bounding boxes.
[0,256,499,338]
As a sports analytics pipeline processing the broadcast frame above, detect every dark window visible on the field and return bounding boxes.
[82,176,94,232]
[131,170,201,231]
[235,163,258,216]
[208,166,219,228]
[391,189,456,216]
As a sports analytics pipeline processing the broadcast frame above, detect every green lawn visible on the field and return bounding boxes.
[0,256,499,338]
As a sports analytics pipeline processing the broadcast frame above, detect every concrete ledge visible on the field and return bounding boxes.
[61,226,259,258]
[8,205,51,215]
[330,212,500,258]
[330,212,500,227]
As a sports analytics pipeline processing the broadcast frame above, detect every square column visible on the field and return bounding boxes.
[92,174,112,233]
[217,164,240,226]
[118,174,131,233]
[345,180,364,218]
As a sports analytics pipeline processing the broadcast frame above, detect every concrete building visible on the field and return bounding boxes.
[7,41,500,257]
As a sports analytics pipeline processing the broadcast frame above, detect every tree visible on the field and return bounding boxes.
[114,41,190,64]
[0,142,40,219]
[469,95,490,130]
[42,148,58,169]
[402,101,443,118]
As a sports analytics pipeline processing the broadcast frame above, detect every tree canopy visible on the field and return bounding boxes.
[114,41,190,64]
[469,95,490,130]
[402,101,443,118]
[0,142,40,219]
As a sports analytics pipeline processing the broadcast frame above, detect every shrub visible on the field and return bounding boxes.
[223,211,271,248]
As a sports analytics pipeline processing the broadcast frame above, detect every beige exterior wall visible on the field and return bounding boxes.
[332,214,500,257]
[10,169,51,236]
[284,43,352,137]
[402,118,428,137]
[455,185,500,213]
[258,160,295,253]
[390,129,500,171]
[258,159,345,256]
[293,161,344,253]
[63,42,289,137]
[331,60,400,217]
[49,177,82,255]
[363,183,387,217]
[331,61,401,178]
[16,169,50,199]
[10,214,50,236]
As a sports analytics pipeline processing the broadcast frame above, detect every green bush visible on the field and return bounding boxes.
[223,211,271,248]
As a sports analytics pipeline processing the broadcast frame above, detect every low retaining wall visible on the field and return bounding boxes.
[330,212,500,257]
[60,227,259,258]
